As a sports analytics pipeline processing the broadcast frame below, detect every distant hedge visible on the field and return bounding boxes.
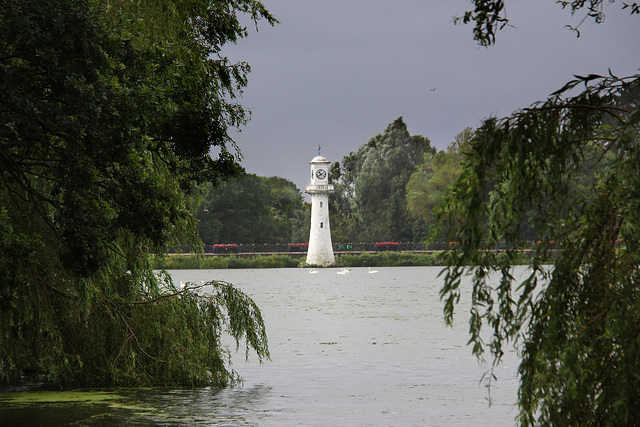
[151,252,449,269]
[151,254,302,270]
[336,251,444,267]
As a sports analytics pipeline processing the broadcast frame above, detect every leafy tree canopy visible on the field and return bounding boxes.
[435,1,640,423]
[196,174,308,244]
[407,127,473,225]
[1,0,274,387]
[331,117,435,242]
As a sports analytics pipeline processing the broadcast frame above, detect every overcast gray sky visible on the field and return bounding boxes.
[222,0,639,195]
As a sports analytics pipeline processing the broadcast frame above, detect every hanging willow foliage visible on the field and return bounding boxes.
[432,74,640,425]
[1,0,274,387]
[0,225,269,387]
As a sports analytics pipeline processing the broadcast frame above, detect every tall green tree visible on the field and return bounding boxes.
[407,127,473,226]
[331,117,435,242]
[436,1,640,424]
[0,0,274,386]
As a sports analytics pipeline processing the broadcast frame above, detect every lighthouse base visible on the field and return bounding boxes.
[304,252,335,268]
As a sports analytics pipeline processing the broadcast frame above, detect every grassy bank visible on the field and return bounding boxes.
[151,254,301,269]
[150,252,449,270]
[336,251,444,267]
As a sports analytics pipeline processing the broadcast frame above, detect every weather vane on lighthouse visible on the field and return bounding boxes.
[305,149,335,267]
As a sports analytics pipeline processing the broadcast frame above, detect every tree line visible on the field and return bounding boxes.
[196,175,309,244]
[195,116,470,246]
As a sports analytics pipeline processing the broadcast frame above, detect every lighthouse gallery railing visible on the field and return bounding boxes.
[305,184,334,193]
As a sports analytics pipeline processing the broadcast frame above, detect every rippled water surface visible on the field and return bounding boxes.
[1,267,521,426]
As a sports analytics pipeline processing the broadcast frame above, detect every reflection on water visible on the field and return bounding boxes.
[0,267,521,426]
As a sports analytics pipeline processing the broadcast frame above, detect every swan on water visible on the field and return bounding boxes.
[309,269,319,274]
[368,267,378,274]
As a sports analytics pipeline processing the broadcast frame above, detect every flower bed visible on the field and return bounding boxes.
[212,243,239,253]
[374,241,400,252]
[288,243,309,252]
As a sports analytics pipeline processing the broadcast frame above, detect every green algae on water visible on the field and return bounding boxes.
[0,390,122,405]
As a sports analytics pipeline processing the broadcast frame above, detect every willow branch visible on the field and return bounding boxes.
[117,309,169,364]
[131,282,219,305]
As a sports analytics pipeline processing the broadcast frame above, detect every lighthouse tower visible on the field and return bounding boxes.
[305,148,335,267]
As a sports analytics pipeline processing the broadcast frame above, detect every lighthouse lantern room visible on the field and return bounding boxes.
[305,148,335,267]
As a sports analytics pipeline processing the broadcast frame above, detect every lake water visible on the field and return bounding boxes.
[0,266,521,426]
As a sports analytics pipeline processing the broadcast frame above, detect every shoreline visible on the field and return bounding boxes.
[150,251,533,270]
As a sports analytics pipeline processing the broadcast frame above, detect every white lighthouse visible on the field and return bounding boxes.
[305,148,335,267]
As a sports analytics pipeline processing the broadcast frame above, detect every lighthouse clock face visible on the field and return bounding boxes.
[315,169,327,180]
